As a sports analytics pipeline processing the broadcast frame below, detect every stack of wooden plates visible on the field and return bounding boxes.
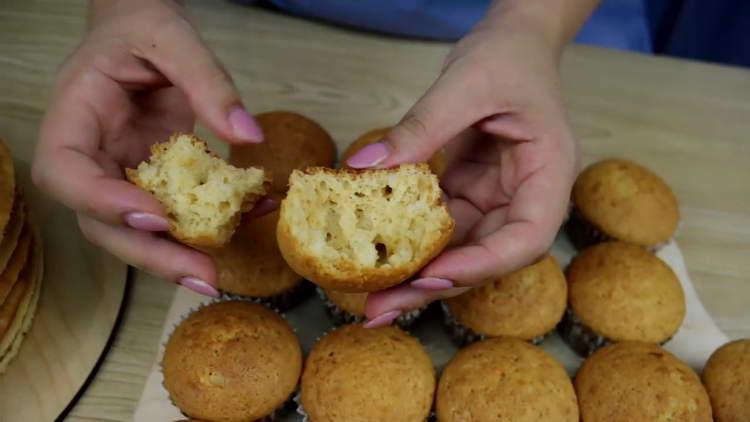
[0,138,43,374]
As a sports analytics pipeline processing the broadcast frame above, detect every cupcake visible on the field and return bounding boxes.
[559,241,685,357]
[229,110,337,194]
[436,337,578,422]
[317,287,423,328]
[702,338,750,422]
[342,127,446,176]
[441,254,566,346]
[209,210,311,311]
[299,324,435,421]
[162,301,302,421]
[277,164,453,293]
[567,158,679,250]
[575,342,712,421]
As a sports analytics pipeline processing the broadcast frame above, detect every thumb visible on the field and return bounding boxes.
[134,17,262,144]
[346,71,480,169]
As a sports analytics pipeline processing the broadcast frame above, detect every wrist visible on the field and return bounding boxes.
[87,0,183,29]
[480,0,599,58]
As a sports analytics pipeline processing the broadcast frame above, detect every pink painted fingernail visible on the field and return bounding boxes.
[228,107,264,143]
[346,141,390,168]
[410,277,454,290]
[179,276,220,297]
[363,310,401,328]
[123,212,170,232]
[247,197,278,218]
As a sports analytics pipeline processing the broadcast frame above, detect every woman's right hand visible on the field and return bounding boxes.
[32,0,267,296]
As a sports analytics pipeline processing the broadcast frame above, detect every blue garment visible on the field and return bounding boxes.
[647,0,750,68]
[236,0,750,68]
[237,0,652,52]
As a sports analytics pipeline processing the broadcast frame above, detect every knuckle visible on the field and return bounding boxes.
[396,111,430,143]
[150,15,196,48]
[76,193,100,219]
[201,65,234,93]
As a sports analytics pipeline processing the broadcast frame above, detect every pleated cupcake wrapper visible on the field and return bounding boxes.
[161,298,297,421]
[565,206,672,253]
[219,279,314,313]
[169,393,294,422]
[439,302,547,348]
[316,287,425,329]
[557,307,673,358]
[294,391,436,422]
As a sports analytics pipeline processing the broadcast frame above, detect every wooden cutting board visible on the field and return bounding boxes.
[0,154,128,420]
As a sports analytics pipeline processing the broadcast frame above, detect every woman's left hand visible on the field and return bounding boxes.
[345,4,581,327]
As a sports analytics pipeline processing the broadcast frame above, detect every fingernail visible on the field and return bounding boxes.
[228,107,264,143]
[123,212,170,232]
[410,277,454,290]
[179,276,220,297]
[247,197,278,218]
[363,310,401,328]
[346,141,390,169]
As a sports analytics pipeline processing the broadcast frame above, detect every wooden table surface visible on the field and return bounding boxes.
[1,0,749,420]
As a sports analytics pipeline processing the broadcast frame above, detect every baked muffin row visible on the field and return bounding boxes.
[127,112,747,421]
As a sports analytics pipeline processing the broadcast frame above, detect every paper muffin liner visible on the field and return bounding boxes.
[316,287,424,329]
[219,279,314,312]
[557,307,609,357]
[564,206,615,250]
[565,206,671,253]
[162,298,298,421]
[294,385,435,421]
[557,307,674,358]
[440,302,548,348]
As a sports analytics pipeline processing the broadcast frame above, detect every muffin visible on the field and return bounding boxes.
[0,223,43,374]
[299,324,435,421]
[442,254,566,346]
[127,133,269,247]
[0,194,25,272]
[0,138,14,239]
[277,164,454,292]
[559,241,685,357]
[229,111,337,194]
[702,338,750,422]
[0,226,31,305]
[567,158,679,250]
[436,337,578,422]
[575,342,712,421]
[209,211,310,311]
[342,127,446,176]
[317,287,423,328]
[162,301,302,421]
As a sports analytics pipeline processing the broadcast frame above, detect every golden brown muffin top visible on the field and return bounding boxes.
[572,159,679,246]
[323,288,367,316]
[210,210,302,297]
[229,111,337,194]
[703,339,750,422]
[445,254,567,340]
[567,241,685,342]
[575,342,711,422]
[437,337,578,422]
[301,324,435,422]
[342,127,446,177]
[162,301,302,422]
